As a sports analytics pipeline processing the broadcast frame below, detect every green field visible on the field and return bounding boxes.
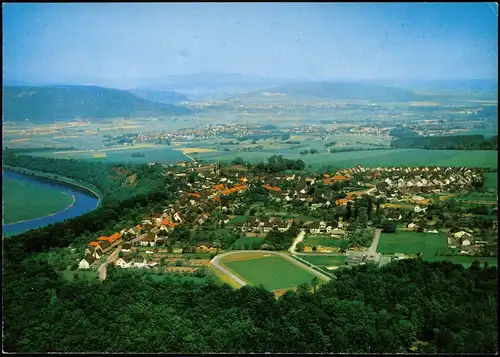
[299,255,347,267]
[377,231,448,257]
[229,236,264,250]
[222,254,318,290]
[197,149,498,169]
[227,215,248,225]
[456,193,497,202]
[484,172,498,189]
[26,145,188,164]
[3,178,74,224]
[303,236,349,249]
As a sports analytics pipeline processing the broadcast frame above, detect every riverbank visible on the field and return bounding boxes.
[3,165,103,207]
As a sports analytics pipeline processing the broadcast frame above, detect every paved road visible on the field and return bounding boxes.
[210,250,332,288]
[288,229,306,254]
[369,229,382,255]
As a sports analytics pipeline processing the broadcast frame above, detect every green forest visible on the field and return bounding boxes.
[3,256,497,353]
[391,134,498,150]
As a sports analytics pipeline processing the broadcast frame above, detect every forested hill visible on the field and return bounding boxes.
[2,85,192,122]
[128,89,190,103]
[391,135,498,150]
[239,82,425,101]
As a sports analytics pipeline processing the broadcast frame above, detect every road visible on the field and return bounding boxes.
[288,229,306,254]
[98,244,122,281]
[369,229,382,255]
[210,250,332,288]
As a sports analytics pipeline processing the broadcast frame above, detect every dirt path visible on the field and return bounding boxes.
[288,229,306,254]
[369,229,382,255]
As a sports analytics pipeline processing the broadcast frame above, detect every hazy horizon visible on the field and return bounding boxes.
[3,3,498,85]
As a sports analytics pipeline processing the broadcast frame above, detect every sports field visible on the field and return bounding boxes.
[3,178,74,224]
[221,252,318,290]
[377,231,448,257]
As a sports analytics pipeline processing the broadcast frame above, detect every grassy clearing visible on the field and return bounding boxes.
[221,254,317,290]
[299,255,347,267]
[227,215,248,225]
[377,231,448,257]
[3,178,74,224]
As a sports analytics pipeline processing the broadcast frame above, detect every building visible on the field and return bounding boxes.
[78,254,96,269]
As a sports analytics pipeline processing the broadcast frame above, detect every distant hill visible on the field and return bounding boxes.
[237,81,425,101]
[129,89,190,103]
[135,72,299,99]
[2,85,191,122]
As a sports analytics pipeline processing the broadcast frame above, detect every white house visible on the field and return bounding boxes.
[78,254,96,269]
[414,205,427,213]
[133,258,148,268]
[115,255,133,268]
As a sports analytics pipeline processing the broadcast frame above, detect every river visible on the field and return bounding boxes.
[2,170,99,235]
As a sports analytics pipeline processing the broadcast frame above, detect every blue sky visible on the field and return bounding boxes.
[2,2,498,83]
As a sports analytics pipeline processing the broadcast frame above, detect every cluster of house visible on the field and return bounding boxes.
[78,229,133,269]
[233,216,292,233]
[447,230,488,255]
[375,166,481,197]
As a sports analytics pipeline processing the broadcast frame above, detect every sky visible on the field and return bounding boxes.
[2,2,498,84]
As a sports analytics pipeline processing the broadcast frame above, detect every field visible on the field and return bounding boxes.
[227,215,248,225]
[229,236,264,250]
[220,252,318,291]
[484,172,498,189]
[3,178,74,224]
[26,145,188,164]
[456,192,497,204]
[377,231,448,257]
[303,236,349,248]
[299,255,347,267]
[197,149,498,169]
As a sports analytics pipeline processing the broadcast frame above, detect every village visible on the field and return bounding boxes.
[78,160,498,282]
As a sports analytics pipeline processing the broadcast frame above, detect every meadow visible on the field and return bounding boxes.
[3,178,74,224]
[221,253,318,291]
[377,230,448,257]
